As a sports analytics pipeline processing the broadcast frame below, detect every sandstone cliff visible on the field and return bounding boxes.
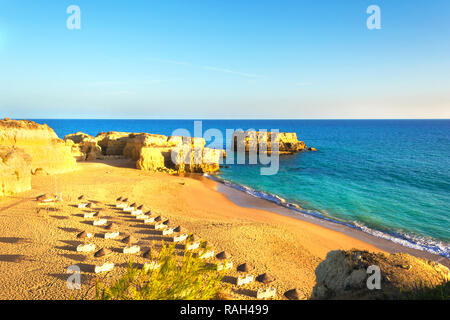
[128,133,222,174]
[312,249,449,299]
[65,131,223,174]
[96,131,133,155]
[65,132,102,161]
[0,119,76,175]
[232,131,308,154]
[0,146,32,196]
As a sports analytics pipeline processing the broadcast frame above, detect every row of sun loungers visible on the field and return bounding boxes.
[69,195,291,299]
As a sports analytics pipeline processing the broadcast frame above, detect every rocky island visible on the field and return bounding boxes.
[231,131,313,154]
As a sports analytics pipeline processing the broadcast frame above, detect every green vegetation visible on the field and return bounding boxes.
[401,280,450,300]
[96,243,224,300]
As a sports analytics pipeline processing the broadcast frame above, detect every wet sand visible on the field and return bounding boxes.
[0,159,447,300]
[215,183,450,268]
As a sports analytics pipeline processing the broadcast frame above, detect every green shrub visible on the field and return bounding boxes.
[401,280,450,300]
[96,243,224,300]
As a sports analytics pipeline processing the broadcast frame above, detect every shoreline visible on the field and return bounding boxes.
[0,159,448,299]
[0,159,386,299]
[206,176,450,268]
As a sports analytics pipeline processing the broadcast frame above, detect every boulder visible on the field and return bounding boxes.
[65,132,102,161]
[312,249,450,300]
[0,146,32,196]
[232,131,308,154]
[0,119,76,174]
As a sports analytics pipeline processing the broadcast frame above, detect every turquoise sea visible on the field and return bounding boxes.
[35,119,450,258]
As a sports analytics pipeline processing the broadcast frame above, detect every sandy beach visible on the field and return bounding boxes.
[0,158,447,300]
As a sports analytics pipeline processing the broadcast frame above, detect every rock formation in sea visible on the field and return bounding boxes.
[0,146,32,196]
[65,131,224,174]
[231,131,309,154]
[312,249,449,299]
[0,119,76,175]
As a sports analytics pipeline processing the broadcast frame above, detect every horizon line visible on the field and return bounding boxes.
[7,117,450,121]
[1,117,450,121]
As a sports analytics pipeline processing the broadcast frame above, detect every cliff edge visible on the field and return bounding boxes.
[0,146,32,196]
[0,119,76,175]
[65,131,224,174]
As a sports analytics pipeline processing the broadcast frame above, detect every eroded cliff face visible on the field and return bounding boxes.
[232,131,308,154]
[96,131,133,156]
[65,131,224,174]
[65,132,102,161]
[0,119,76,175]
[0,146,32,196]
[128,133,222,174]
[312,250,449,300]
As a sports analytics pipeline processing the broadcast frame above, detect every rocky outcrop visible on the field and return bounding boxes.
[0,146,32,196]
[166,139,222,173]
[0,119,76,174]
[65,132,102,161]
[64,131,224,174]
[232,131,308,154]
[123,133,174,160]
[126,133,222,174]
[96,131,134,156]
[312,250,449,300]
[136,147,169,171]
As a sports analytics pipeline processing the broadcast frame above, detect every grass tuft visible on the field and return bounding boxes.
[96,243,224,300]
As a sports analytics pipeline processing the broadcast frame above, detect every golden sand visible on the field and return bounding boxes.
[0,159,382,300]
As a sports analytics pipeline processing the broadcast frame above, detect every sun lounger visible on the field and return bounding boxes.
[154,222,167,230]
[217,261,233,271]
[237,274,254,286]
[143,217,156,224]
[186,241,201,251]
[94,262,114,273]
[173,234,188,242]
[198,249,214,259]
[162,228,174,236]
[83,212,95,218]
[143,261,161,272]
[123,245,140,254]
[93,218,107,226]
[76,243,96,252]
[104,232,120,239]
[256,287,276,299]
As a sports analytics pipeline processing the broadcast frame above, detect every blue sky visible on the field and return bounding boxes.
[0,0,449,118]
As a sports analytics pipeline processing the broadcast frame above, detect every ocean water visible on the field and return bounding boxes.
[34,119,450,257]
